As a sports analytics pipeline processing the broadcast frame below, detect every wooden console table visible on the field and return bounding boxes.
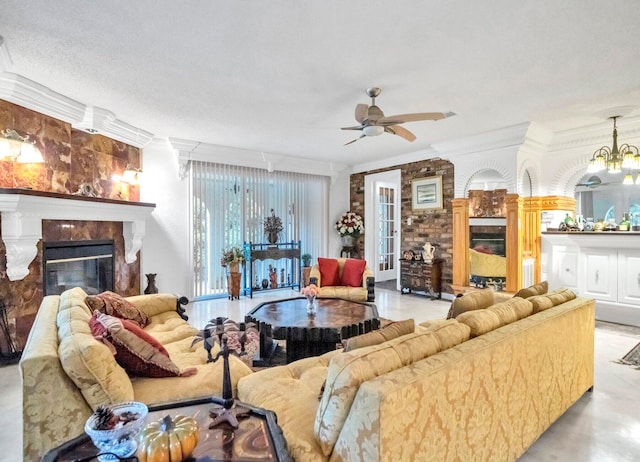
[43,397,291,462]
[243,241,301,298]
[400,258,443,299]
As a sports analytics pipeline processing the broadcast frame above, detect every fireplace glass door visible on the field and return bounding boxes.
[44,241,114,296]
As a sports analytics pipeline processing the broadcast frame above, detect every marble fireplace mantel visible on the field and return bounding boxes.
[0,188,155,281]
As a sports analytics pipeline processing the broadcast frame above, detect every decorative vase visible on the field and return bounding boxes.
[144,273,158,294]
[228,261,240,273]
[267,231,278,245]
[261,278,269,289]
[341,235,354,246]
[306,296,317,317]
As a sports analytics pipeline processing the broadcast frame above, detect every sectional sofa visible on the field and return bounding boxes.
[19,287,253,462]
[238,287,595,461]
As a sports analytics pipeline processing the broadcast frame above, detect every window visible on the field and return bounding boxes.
[191,161,329,298]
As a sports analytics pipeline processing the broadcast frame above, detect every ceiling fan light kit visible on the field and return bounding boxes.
[341,87,454,145]
[362,125,384,137]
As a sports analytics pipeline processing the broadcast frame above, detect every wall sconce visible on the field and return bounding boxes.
[112,165,142,185]
[0,129,45,163]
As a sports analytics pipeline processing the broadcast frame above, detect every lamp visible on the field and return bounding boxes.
[587,116,639,176]
[112,165,141,184]
[0,129,44,163]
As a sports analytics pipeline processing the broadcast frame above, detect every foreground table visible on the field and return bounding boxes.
[43,397,291,462]
[247,297,379,364]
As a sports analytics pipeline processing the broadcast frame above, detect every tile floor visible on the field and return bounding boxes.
[1,286,639,461]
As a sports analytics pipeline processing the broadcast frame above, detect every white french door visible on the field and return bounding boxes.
[364,170,401,283]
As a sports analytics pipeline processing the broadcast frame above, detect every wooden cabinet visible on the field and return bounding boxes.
[243,241,301,298]
[400,258,443,299]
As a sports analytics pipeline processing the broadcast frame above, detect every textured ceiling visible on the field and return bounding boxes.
[1,0,640,166]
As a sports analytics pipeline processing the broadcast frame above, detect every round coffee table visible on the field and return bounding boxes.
[247,297,379,364]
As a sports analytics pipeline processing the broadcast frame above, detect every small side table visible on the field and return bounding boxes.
[340,245,361,259]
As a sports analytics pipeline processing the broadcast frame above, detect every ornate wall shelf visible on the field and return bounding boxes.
[0,188,155,281]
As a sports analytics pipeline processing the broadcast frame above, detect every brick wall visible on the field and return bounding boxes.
[350,158,455,294]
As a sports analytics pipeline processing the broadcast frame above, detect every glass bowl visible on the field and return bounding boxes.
[84,401,148,462]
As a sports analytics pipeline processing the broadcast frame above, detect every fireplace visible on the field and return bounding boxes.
[43,240,114,296]
[469,224,506,257]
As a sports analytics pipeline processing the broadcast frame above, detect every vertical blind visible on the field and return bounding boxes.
[191,161,329,298]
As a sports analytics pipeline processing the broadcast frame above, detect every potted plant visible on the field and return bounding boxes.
[221,246,245,273]
[335,211,364,246]
[301,253,312,267]
[263,209,284,244]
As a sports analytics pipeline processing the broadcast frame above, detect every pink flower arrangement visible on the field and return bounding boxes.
[301,284,319,298]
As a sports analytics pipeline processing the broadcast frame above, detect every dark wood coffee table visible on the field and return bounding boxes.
[42,397,291,462]
[247,297,379,364]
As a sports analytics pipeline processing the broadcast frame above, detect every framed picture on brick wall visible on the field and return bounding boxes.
[412,176,442,210]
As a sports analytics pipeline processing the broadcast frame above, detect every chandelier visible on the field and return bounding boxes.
[587,116,640,184]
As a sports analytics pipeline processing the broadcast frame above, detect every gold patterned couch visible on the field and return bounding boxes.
[19,287,253,462]
[238,289,595,461]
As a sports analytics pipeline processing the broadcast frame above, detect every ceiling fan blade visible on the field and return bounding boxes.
[385,125,416,142]
[377,111,454,125]
[341,125,364,131]
[344,134,365,146]
[355,104,368,123]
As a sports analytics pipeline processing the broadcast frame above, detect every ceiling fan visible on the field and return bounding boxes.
[576,176,617,188]
[341,87,455,145]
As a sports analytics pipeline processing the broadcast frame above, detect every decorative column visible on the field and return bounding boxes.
[522,197,543,284]
[505,194,523,293]
[452,198,470,289]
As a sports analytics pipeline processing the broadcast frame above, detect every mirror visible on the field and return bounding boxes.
[575,172,640,225]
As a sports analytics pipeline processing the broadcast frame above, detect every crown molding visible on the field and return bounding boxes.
[0,72,86,122]
[0,72,153,147]
[432,122,532,157]
[0,36,13,72]
[167,137,347,180]
[351,147,440,174]
[548,115,640,151]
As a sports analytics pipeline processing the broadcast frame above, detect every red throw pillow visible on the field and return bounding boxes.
[86,291,149,328]
[318,258,340,286]
[89,311,194,378]
[341,258,367,287]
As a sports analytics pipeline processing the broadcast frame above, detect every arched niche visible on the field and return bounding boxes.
[463,168,509,196]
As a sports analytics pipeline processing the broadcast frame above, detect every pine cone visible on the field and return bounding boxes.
[93,405,118,430]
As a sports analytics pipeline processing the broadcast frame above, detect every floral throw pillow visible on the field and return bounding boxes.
[86,291,149,328]
[89,311,196,378]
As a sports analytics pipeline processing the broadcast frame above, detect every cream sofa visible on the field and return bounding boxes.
[19,287,253,462]
[238,290,595,461]
[309,258,375,302]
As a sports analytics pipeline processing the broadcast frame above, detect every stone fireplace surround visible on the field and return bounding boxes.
[0,188,155,354]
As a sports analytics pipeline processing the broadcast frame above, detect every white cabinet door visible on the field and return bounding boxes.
[618,250,640,306]
[581,248,617,302]
[550,245,580,293]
